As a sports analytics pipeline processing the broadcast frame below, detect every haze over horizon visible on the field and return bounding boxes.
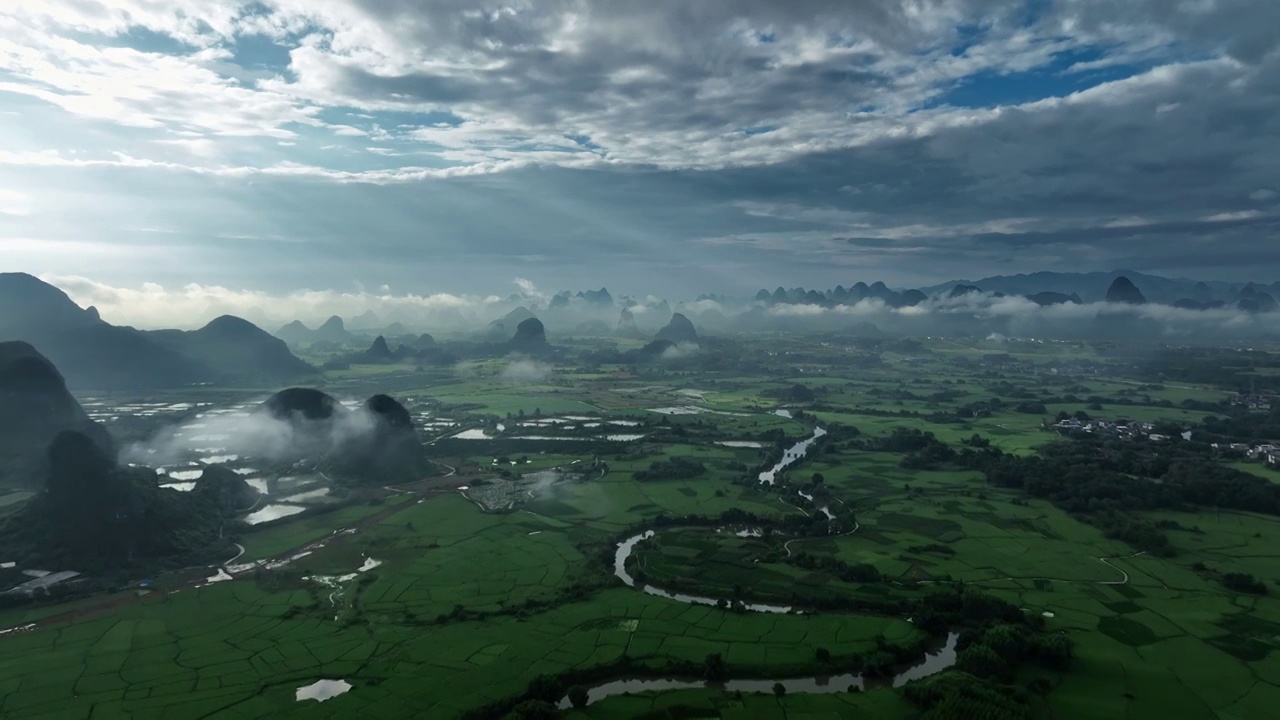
[2,1,1278,315]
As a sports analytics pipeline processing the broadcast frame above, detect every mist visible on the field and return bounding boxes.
[500,359,552,383]
[121,402,380,470]
[32,269,1280,345]
[755,293,1280,341]
[661,343,702,361]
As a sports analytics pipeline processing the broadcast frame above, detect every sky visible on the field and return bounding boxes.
[1,0,1278,324]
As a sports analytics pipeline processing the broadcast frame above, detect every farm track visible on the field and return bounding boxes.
[784,521,860,558]
[899,551,1149,588]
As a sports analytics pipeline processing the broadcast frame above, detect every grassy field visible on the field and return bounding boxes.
[3,338,1277,719]
[0,495,919,718]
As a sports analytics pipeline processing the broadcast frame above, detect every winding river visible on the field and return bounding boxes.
[614,424,836,614]
[557,633,958,709]
[614,531,792,613]
[593,419,961,710]
[758,426,827,485]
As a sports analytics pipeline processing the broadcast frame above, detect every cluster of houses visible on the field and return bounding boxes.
[1211,442,1280,466]
[1049,417,1197,443]
[1230,393,1274,410]
[1045,362,1106,377]
[1050,418,1171,440]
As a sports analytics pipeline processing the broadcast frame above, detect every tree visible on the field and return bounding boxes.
[703,653,728,681]
[1033,633,1074,670]
[956,644,1008,680]
[786,383,815,402]
[525,674,565,703]
[811,472,825,485]
[567,685,589,709]
[815,647,831,663]
[1222,572,1269,595]
[773,682,787,698]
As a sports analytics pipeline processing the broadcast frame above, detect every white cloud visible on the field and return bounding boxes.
[40,274,510,330]
[765,292,1280,337]
[512,277,548,303]
[0,20,319,139]
[1203,210,1263,222]
[328,124,368,137]
[155,138,218,157]
[0,188,31,216]
[499,359,551,383]
[0,1,1276,287]
[5,0,1272,176]
[0,149,528,183]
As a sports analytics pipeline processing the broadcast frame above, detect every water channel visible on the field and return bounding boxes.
[615,425,834,613]
[557,633,958,709]
[592,419,954,710]
[758,426,827,485]
[613,531,793,613]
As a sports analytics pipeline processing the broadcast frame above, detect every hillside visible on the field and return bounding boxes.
[656,313,699,344]
[0,431,239,569]
[0,342,113,487]
[147,315,317,384]
[0,273,207,389]
[258,388,427,482]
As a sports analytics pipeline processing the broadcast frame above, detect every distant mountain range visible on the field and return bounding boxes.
[922,270,1280,305]
[7,270,1280,394]
[0,273,316,389]
[749,271,1280,314]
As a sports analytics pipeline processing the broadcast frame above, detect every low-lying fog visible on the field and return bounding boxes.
[121,401,381,470]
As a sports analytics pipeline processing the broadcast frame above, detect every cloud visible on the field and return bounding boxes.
[762,292,1280,338]
[122,399,382,469]
[1204,210,1263,222]
[660,342,701,361]
[0,150,529,183]
[1,2,1278,288]
[512,277,549,304]
[4,0,1277,175]
[0,188,30,216]
[41,274,506,330]
[499,359,551,383]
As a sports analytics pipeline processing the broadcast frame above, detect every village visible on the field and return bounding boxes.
[1049,417,1177,442]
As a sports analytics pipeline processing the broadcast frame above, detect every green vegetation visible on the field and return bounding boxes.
[3,336,1279,719]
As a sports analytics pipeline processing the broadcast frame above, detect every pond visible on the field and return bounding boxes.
[451,428,493,440]
[243,504,306,525]
[558,633,959,709]
[295,679,352,702]
[280,488,331,503]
